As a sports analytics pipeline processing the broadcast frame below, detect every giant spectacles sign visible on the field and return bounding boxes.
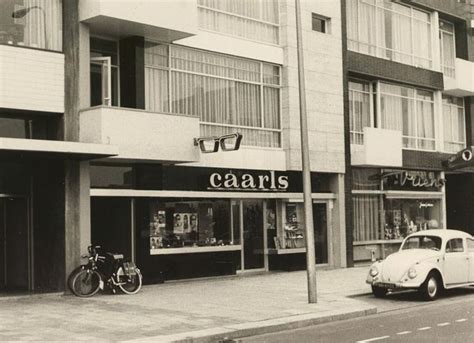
[209,170,289,191]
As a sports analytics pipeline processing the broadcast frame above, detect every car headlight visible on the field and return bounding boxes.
[369,266,379,277]
[408,267,417,279]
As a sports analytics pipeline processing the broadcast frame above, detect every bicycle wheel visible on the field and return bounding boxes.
[117,267,142,295]
[70,268,101,297]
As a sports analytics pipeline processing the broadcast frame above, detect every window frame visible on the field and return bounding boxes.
[439,20,456,78]
[349,80,373,145]
[347,0,433,69]
[379,82,436,151]
[445,238,464,253]
[144,41,282,149]
[197,0,280,45]
[442,95,465,153]
[311,13,330,34]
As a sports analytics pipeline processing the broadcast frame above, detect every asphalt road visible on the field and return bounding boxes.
[242,287,474,342]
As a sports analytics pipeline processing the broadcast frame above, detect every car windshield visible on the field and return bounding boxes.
[401,235,442,251]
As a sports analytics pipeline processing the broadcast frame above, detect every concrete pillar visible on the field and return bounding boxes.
[63,0,92,290]
[330,173,347,268]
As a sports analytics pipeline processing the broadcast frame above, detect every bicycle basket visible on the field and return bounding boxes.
[122,262,137,276]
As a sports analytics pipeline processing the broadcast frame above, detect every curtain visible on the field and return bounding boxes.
[416,100,435,150]
[23,0,61,51]
[263,87,279,129]
[197,0,279,44]
[441,31,455,77]
[359,0,377,55]
[353,194,382,241]
[413,19,431,68]
[145,43,281,147]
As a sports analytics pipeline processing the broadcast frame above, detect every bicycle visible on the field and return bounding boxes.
[68,245,142,297]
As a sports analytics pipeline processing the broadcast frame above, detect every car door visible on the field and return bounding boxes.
[467,238,474,283]
[443,238,469,285]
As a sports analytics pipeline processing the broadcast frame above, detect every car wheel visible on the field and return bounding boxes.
[419,272,440,301]
[371,285,388,298]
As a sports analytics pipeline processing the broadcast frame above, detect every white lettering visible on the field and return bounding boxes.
[269,170,277,189]
[224,173,239,188]
[258,175,270,189]
[278,176,289,190]
[210,173,222,188]
[241,174,256,188]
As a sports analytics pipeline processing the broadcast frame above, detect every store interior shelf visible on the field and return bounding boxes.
[150,245,241,255]
[266,248,306,255]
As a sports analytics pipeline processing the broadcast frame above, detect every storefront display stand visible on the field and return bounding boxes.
[266,248,306,255]
[150,245,242,255]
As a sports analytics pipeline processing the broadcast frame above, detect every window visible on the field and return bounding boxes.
[443,96,465,153]
[0,115,55,139]
[467,238,474,253]
[349,81,372,144]
[197,0,279,44]
[90,38,119,107]
[352,168,444,243]
[380,83,435,151]
[0,0,62,51]
[401,236,441,250]
[312,13,329,33]
[439,20,456,77]
[145,42,281,148]
[445,238,464,253]
[148,198,237,252]
[346,0,432,69]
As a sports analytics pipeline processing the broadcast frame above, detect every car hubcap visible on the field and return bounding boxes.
[427,277,437,297]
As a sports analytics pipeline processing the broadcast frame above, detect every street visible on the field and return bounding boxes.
[243,287,474,342]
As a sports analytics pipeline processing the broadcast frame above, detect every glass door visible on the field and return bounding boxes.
[242,200,264,270]
[313,202,328,264]
[0,197,30,291]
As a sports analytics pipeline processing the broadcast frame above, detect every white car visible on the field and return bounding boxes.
[366,229,474,300]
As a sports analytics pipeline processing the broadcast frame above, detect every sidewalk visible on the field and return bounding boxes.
[0,267,375,342]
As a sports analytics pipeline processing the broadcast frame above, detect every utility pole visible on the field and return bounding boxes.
[295,0,317,303]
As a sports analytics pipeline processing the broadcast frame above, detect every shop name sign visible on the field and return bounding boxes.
[382,170,446,189]
[209,170,289,191]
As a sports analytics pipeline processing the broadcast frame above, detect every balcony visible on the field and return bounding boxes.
[443,58,474,97]
[351,128,402,167]
[80,107,200,163]
[79,0,198,42]
[0,45,64,113]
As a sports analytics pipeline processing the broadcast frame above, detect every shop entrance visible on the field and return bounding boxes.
[313,202,329,264]
[0,197,30,291]
[242,200,264,270]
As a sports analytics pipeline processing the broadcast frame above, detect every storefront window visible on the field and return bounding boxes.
[352,168,444,242]
[384,198,441,240]
[149,198,235,252]
[0,0,62,51]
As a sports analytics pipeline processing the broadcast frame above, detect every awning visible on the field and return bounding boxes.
[0,137,118,161]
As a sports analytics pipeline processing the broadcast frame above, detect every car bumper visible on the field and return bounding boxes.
[367,280,421,289]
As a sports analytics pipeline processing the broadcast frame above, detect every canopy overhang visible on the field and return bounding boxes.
[0,138,118,160]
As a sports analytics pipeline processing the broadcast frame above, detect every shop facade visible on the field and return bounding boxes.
[90,164,345,283]
[352,168,446,262]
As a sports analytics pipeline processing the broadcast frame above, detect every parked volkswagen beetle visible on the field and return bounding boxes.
[366,229,474,300]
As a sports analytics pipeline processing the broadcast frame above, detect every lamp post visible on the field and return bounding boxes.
[12,5,48,50]
[295,0,317,303]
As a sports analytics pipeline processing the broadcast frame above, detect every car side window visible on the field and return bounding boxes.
[445,238,464,253]
[467,238,474,253]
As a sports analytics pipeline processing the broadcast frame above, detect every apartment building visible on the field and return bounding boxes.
[343,0,474,263]
[0,0,346,292]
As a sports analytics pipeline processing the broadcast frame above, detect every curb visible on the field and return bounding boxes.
[125,306,377,343]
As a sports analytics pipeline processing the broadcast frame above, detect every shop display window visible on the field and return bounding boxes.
[149,199,236,251]
[384,199,440,240]
[271,202,305,249]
